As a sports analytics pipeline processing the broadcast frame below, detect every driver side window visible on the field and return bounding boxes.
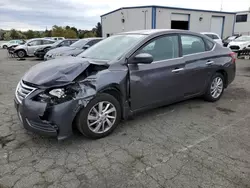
[138,35,179,62]
[28,40,42,46]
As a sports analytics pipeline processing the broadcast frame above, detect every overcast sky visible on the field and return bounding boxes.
[0,0,249,31]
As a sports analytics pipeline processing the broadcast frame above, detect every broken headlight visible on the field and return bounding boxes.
[49,88,65,98]
[34,85,80,104]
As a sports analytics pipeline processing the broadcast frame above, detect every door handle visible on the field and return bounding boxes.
[172,68,184,73]
[206,61,214,65]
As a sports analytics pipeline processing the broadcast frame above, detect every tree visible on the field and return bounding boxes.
[64,28,77,38]
[0,29,5,40]
[71,27,78,36]
[3,31,11,40]
[24,30,35,39]
[83,31,96,38]
[52,25,65,37]
[44,29,52,37]
[95,22,102,37]
[10,29,20,39]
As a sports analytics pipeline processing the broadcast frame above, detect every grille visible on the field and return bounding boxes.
[230,45,240,50]
[15,81,36,103]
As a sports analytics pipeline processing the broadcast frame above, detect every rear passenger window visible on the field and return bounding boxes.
[139,35,179,61]
[205,34,213,39]
[205,39,215,50]
[181,35,206,55]
[212,35,219,39]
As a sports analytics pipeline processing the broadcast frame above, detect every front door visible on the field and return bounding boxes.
[128,34,186,111]
[27,40,42,55]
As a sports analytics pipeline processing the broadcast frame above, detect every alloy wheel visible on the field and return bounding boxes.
[87,101,117,134]
[210,77,223,99]
[18,51,25,58]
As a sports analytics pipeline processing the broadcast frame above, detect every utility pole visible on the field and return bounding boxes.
[220,0,223,11]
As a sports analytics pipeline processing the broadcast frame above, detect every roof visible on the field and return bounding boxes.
[120,29,174,35]
[118,29,203,36]
[200,32,220,35]
[236,11,250,14]
[81,37,103,41]
[101,5,236,17]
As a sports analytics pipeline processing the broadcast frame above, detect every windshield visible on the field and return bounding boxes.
[78,34,146,61]
[70,39,88,48]
[228,36,237,40]
[235,36,250,42]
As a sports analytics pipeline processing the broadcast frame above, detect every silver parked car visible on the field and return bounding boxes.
[13,38,55,58]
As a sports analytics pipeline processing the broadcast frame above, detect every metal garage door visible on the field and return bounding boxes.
[171,13,189,21]
[210,16,224,37]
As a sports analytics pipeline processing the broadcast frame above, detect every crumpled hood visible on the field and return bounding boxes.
[229,41,250,46]
[22,56,101,87]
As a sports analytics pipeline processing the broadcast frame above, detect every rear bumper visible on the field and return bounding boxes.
[226,63,236,87]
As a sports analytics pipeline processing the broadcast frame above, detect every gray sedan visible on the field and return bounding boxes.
[14,29,235,140]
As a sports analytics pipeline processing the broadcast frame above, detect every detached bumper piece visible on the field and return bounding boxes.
[25,118,58,136]
[14,98,58,137]
[7,46,17,57]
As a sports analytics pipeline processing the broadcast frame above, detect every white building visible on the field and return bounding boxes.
[234,11,250,35]
[101,5,235,38]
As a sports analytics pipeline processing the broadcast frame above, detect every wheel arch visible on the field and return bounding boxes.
[72,84,124,131]
[15,48,27,55]
[216,69,228,88]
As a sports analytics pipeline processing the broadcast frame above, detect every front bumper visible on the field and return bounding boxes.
[14,91,81,140]
[34,51,46,58]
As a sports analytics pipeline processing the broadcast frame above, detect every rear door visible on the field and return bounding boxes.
[129,34,186,110]
[180,34,216,97]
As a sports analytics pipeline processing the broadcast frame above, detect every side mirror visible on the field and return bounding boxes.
[83,45,90,49]
[27,43,31,46]
[133,53,153,64]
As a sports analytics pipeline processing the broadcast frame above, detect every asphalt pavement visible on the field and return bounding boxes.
[0,49,249,188]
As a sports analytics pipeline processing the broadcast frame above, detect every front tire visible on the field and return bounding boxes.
[76,93,121,139]
[3,45,7,49]
[204,73,225,102]
[16,50,26,58]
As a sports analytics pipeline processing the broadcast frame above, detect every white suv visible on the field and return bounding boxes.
[201,32,223,46]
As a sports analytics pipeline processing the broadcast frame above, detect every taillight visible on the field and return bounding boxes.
[229,52,236,63]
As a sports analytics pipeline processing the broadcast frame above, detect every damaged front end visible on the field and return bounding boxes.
[14,57,111,140]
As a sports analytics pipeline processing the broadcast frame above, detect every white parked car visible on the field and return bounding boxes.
[227,36,250,52]
[0,40,25,49]
[44,37,65,41]
[201,32,223,46]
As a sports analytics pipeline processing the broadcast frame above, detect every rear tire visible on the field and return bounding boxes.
[3,45,7,49]
[76,93,121,139]
[16,50,26,58]
[204,73,225,102]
